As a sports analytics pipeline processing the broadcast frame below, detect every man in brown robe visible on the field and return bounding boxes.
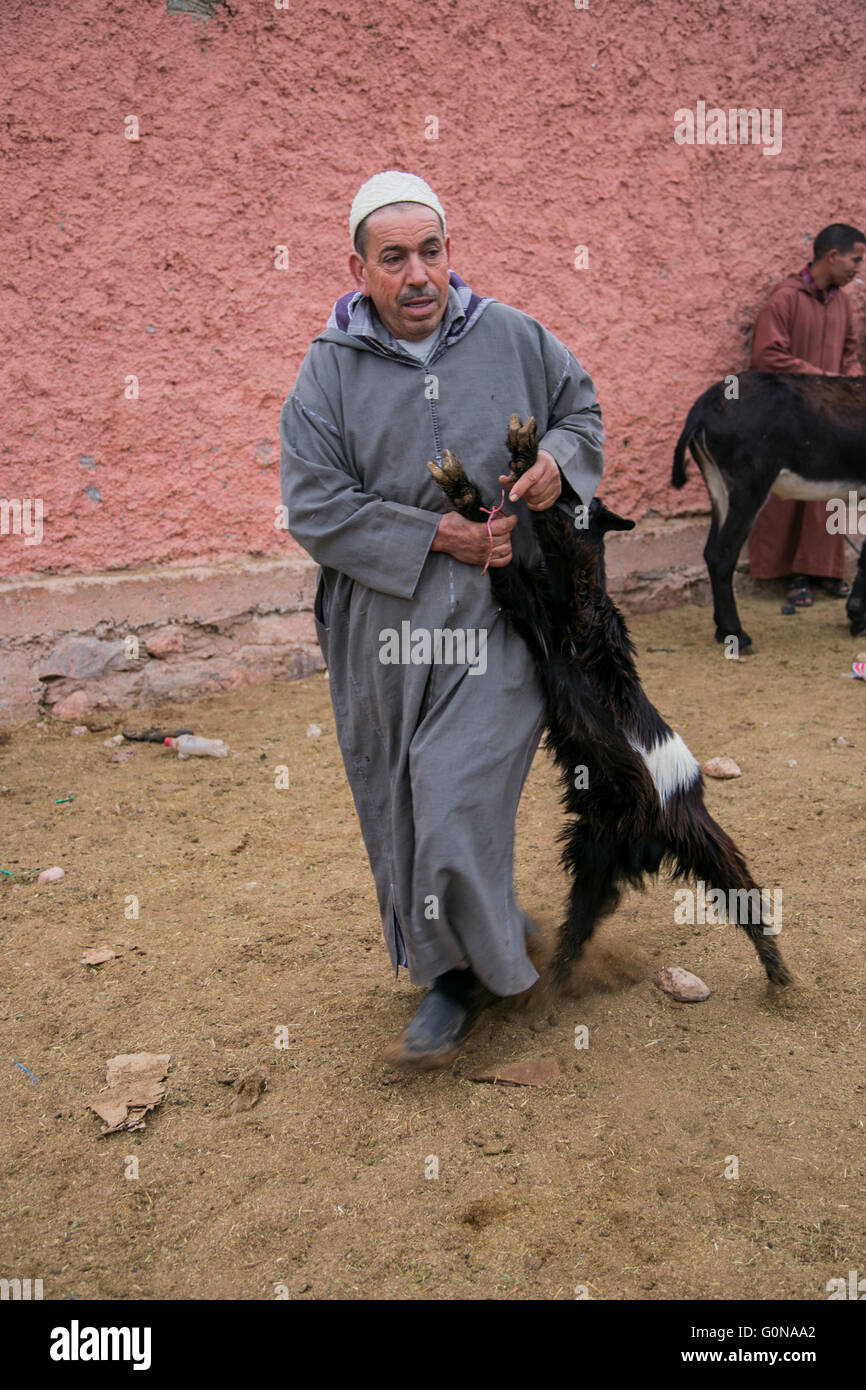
[748,222,865,603]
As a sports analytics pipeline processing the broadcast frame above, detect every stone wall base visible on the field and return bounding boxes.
[0,517,759,726]
[0,555,323,727]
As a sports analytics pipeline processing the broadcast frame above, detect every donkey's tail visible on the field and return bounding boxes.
[672,390,713,489]
[671,424,691,488]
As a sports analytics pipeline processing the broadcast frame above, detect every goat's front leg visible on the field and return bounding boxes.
[428,447,558,668]
[505,413,539,479]
[427,450,486,523]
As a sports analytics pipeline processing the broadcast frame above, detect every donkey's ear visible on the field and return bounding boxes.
[591,498,636,533]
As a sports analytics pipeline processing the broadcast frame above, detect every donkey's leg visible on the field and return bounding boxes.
[692,432,775,651]
[846,534,866,636]
[703,483,768,652]
[667,799,792,986]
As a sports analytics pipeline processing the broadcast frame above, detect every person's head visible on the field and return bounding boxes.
[348,171,451,341]
[812,222,866,287]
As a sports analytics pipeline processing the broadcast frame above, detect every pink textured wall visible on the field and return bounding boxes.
[2,0,864,579]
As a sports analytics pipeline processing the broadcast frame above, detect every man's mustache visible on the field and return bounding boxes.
[398,288,438,303]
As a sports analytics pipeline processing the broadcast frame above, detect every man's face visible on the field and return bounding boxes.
[827,242,866,286]
[349,205,452,341]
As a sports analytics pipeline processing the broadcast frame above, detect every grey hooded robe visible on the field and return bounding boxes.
[280,274,605,995]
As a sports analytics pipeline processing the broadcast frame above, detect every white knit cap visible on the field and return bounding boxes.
[349,170,447,245]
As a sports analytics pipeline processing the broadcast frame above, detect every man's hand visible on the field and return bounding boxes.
[499,448,562,511]
[431,510,518,567]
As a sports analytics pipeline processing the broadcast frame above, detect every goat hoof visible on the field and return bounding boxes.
[427,449,466,487]
[427,451,481,516]
[506,414,539,477]
[849,617,866,637]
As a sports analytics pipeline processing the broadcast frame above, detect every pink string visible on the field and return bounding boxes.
[480,488,506,574]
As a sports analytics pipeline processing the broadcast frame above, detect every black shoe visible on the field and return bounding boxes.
[382,968,494,1071]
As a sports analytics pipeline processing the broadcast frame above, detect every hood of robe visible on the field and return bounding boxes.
[316,271,494,356]
[779,268,841,305]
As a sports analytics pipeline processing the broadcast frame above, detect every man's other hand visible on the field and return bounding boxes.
[499,448,562,511]
[431,510,518,567]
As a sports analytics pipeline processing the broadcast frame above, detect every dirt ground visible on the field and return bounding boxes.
[1,586,864,1302]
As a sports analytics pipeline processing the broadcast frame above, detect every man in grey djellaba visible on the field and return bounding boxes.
[280,170,605,1069]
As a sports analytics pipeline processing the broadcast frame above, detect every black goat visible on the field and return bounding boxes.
[428,414,792,989]
[672,371,866,648]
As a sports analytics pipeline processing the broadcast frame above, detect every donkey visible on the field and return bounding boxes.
[672,371,866,648]
[428,414,792,989]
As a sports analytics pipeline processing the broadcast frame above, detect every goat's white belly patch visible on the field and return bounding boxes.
[771,471,863,502]
[629,732,701,808]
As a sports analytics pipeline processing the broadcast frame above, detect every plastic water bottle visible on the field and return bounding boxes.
[164,735,228,759]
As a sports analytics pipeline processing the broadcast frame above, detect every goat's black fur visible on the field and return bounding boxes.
[428,415,792,990]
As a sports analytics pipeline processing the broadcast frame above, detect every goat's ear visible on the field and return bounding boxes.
[593,499,636,533]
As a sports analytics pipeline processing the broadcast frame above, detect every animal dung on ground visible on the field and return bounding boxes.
[655,967,711,1002]
[36,866,65,885]
[460,1195,510,1228]
[471,1055,561,1087]
[702,756,741,779]
[87,1053,170,1134]
[230,1068,267,1113]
